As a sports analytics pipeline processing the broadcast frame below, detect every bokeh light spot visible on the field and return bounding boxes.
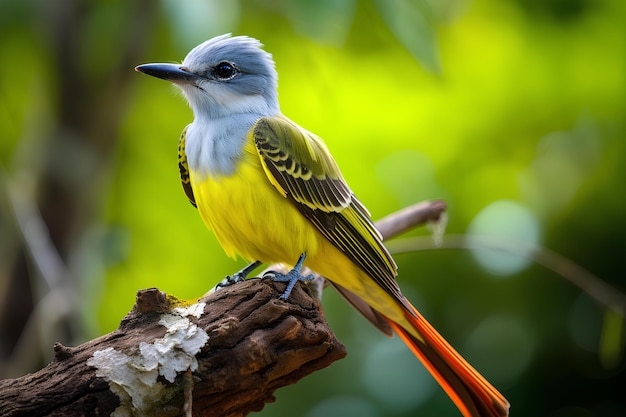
[567,294,602,354]
[361,337,435,413]
[468,200,541,277]
[465,313,535,385]
[376,150,447,208]
[161,0,240,49]
[304,395,380,417]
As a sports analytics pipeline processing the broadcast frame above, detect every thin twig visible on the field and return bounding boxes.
[375,200,447,240]
[386,234,626,318]
[6,178,72,291]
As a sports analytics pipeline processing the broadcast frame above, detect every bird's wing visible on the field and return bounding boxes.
[178,125,197,208]
[252,115,401,302]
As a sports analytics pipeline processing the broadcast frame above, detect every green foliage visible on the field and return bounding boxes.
[374,0,441,72]
[1,0,625,415]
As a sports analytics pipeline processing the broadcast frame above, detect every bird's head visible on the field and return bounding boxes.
[136,34,279,119]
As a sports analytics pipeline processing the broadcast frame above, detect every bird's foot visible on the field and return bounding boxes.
[215,260,262,290]
[263,253,314,300]
[215,274,244,289]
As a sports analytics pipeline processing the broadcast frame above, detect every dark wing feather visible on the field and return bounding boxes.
[178,125,196,208]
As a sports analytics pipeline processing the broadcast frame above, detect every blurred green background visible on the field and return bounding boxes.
[1,0,625,416]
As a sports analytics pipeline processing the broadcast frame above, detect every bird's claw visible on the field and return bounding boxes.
[215,273,246,289]
[214,260,262,291]
[263,269,314,300]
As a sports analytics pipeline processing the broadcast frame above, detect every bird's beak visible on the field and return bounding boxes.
[135,63,199,84]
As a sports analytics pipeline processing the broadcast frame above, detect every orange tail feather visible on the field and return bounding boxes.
[386,302,510,417]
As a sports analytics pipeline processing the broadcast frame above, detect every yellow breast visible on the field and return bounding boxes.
[189,137,319,264]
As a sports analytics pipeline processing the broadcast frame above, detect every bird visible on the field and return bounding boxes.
[135,34,510,417]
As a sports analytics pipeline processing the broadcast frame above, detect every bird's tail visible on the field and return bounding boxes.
[386,301,510,417]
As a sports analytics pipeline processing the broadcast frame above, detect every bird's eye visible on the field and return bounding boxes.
[214,61,238,80]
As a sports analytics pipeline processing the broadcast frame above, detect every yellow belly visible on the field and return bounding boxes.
[190,139,318,264]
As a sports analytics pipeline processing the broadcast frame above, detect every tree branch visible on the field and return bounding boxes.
[376,199,447,240]
[0,281,345,417]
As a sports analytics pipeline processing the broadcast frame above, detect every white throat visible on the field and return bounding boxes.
[183,90,278,178]
[184,113,249,178]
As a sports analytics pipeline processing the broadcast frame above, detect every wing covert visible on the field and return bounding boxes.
[254,116,351,213]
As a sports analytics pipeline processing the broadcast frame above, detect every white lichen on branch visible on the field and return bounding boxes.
[87,302,208,416]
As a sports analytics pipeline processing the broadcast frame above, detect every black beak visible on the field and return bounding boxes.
[135,63,199,84]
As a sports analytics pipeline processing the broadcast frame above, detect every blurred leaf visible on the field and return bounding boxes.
[0,0,37,29]
[281,0,356,44]
[161,0,241,50]
[599,309,624,369]
[374,0,441,72]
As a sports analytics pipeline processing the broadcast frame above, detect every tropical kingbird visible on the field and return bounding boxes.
[135,34,509,417]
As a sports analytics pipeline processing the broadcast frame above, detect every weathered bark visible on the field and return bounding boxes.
[0,280,346,417]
